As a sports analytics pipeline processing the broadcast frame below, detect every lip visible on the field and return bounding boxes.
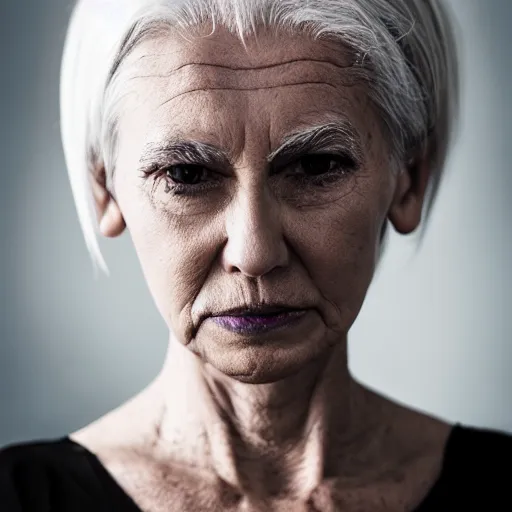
[210,309,307,335]
[211,304,305,317]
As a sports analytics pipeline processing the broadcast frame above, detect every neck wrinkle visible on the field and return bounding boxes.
[200,363,330,499]
[155,334,380,500]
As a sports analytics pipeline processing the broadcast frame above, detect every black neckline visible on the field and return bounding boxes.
[60,424,461,511]
[59,436,143,511]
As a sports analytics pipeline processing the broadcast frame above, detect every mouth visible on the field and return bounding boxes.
[209,306,308,335]
[212,305,304,317]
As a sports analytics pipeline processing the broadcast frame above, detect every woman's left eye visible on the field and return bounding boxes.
[294,153,358,180]
[165,164,208,185]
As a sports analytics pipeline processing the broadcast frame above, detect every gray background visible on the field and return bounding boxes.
[1,0,511,446]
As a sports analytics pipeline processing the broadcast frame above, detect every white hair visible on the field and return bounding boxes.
[60,0,459,276]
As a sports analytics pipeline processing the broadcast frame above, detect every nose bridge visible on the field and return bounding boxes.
[223,183,288,277]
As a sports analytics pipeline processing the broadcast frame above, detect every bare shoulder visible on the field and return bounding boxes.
[67,392,455,512]
[69,383,161,450]
[375,392,454,449]
[69,412,239,511]
[379,398,454,484]
[343,395,456,508]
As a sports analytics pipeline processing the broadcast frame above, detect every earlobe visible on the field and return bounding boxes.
[89,169,126,238]
[388,155,431,235]
[99,198,126,237]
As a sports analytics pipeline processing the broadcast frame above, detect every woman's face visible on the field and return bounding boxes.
[107,26,418,383]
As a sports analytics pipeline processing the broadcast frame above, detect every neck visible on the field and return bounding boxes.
[149,335,387,500]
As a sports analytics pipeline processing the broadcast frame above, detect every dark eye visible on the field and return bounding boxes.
[300,154,356,176]
[166,164,206,185]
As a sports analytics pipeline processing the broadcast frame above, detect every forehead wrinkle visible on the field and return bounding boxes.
[127,57,356,81]
[123,52,360,95]
[157,81,343,109]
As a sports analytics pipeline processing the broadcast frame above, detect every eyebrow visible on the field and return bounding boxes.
[139,138,231,172]
[266,121,363,168]
[138,120,364,171]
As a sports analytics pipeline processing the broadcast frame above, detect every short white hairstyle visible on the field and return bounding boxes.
[60,0,459,276]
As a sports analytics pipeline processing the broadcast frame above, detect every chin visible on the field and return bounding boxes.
[193,323,335,384]
[220,358,313,385]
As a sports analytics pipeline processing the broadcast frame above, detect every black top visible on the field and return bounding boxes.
[0,424,511,511]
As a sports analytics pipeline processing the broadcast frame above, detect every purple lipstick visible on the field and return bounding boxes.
[210,309,307,335]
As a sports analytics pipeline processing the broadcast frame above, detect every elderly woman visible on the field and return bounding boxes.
[1,0,511,510]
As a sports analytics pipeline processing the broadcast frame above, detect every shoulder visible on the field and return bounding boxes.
[434,424,512,507]
[0,437,101,512]
[447,424,512,466]
[0,439,55,511]
[0,437,64,481]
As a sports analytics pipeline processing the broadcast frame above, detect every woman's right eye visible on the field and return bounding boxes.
[142,163,218,197]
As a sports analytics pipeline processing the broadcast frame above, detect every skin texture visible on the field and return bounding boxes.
[78,24,450,511]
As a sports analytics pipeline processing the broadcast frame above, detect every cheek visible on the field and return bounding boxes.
[117,182,217,331]
[298,181,386,330]
[117,164,390,340]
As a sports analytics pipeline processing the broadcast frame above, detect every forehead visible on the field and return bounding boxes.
[115,25,378,157]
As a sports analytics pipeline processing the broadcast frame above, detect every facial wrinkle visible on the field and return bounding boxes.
[158,82,342,108]
[124,54,361,109]
[129,56,356,78]
[109,27,406,502]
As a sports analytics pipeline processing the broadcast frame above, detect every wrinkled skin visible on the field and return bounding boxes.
[98,25,418,382]
[81,24,448,511]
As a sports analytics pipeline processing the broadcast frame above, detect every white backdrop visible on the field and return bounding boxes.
[0,0,510,446]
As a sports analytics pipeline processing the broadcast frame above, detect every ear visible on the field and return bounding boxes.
[89,167,126,238]
[388,151,431,235]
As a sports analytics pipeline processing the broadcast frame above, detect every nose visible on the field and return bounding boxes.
[222,187,289,278]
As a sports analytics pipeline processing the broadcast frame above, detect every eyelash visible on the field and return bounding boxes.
[285,153,358,186]
[143,164,216,197]
[143,153,358,197]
